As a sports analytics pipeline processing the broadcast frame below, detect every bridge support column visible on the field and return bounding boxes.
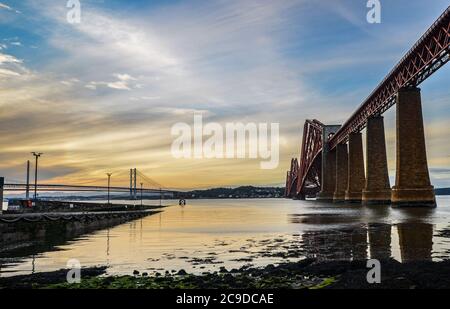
[333,143,348,202]
[317,125,341,202]
[362,116,391,204]
[392,87,435,207]
[284,171,290,198]
[345,133,365,202]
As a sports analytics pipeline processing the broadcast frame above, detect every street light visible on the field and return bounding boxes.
[140,182,143,206]
[31,152,43,200]
[106,173,112,204]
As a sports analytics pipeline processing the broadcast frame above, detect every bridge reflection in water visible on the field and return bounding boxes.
[3,198,450,277]
[294,212,434,263]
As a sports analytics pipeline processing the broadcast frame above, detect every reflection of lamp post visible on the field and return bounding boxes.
[31,152,43,200]
[106,173,112,204]
[140,182,143,206]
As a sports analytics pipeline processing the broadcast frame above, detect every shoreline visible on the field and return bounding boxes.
[0,209,163,256]
[2,258,450,289]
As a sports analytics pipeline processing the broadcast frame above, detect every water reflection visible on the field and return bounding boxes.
[300,225,368,261]
[368,223,391,260]
[397,222,433,262]
[299,221,433,262]
[0,197,449,277]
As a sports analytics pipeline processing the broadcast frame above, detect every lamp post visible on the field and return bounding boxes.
[140,182,143,206]
[106,173,112,204]
[31,152,43,200]
[25,160,30,200]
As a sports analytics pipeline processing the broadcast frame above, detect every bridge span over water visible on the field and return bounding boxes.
[0,168,180,201]
[285,7,450,207]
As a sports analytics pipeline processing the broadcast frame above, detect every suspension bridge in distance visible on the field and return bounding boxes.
[2,183,175,194]
[1,168,180,198]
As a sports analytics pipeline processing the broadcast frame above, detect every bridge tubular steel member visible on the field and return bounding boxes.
[362,116,391,204]
[392,87,436,207]
[290,158,299,198]
[333,143,348,202]
[329,7,450,150]
[295,120,325,199]
[317,125,341,202]
[345,133,366,202]
[285,158,299,198]
[284,171,290,198]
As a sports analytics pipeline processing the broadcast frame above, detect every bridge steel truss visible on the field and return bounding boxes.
[285,7,450,198]
[286,120,323,198]
[285,158,298,198]
[329,6,450,149]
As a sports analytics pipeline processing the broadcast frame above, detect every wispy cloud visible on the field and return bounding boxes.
[85,74,138,91]
[0,2,21,14]
[0,0,449,188]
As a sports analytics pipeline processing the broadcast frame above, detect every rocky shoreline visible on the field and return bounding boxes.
[2,258,450,289]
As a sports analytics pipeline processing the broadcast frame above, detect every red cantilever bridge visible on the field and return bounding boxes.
[285,7,449,207]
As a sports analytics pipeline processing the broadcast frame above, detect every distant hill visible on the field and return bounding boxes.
[175,186,284,199]
[435,188,450,195]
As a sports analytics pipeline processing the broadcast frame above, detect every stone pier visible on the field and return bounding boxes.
[345,133,365,202]
[317,125,341,201]
[333,143,348,202]
[362,116,391,204]
[391,87,436,207]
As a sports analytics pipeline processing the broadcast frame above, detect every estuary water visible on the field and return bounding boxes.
[1,197,450,277]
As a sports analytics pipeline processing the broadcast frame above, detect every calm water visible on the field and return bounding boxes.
[2,197,450,277]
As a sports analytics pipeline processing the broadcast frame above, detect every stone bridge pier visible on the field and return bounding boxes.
[319,87,436,207]
[392,87,435,207]
[362,116,392,204]
[345,133,365,202]
[317,125,341,202]
[333,143,348,202]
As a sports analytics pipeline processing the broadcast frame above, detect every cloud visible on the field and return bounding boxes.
[0,2,12,10]
[0,52,26,78]
[0,68,21,77]
[0,53,22,64]
[0,0,449,189]
[115,73,136,81]
[85,74,138,90]
[0,2,21,14]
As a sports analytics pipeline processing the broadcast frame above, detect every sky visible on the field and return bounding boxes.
[0,0,449,190]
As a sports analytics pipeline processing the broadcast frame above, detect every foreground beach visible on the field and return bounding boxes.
[2,258,450,289]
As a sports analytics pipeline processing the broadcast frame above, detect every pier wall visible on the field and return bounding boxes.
[0,210,160,253]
